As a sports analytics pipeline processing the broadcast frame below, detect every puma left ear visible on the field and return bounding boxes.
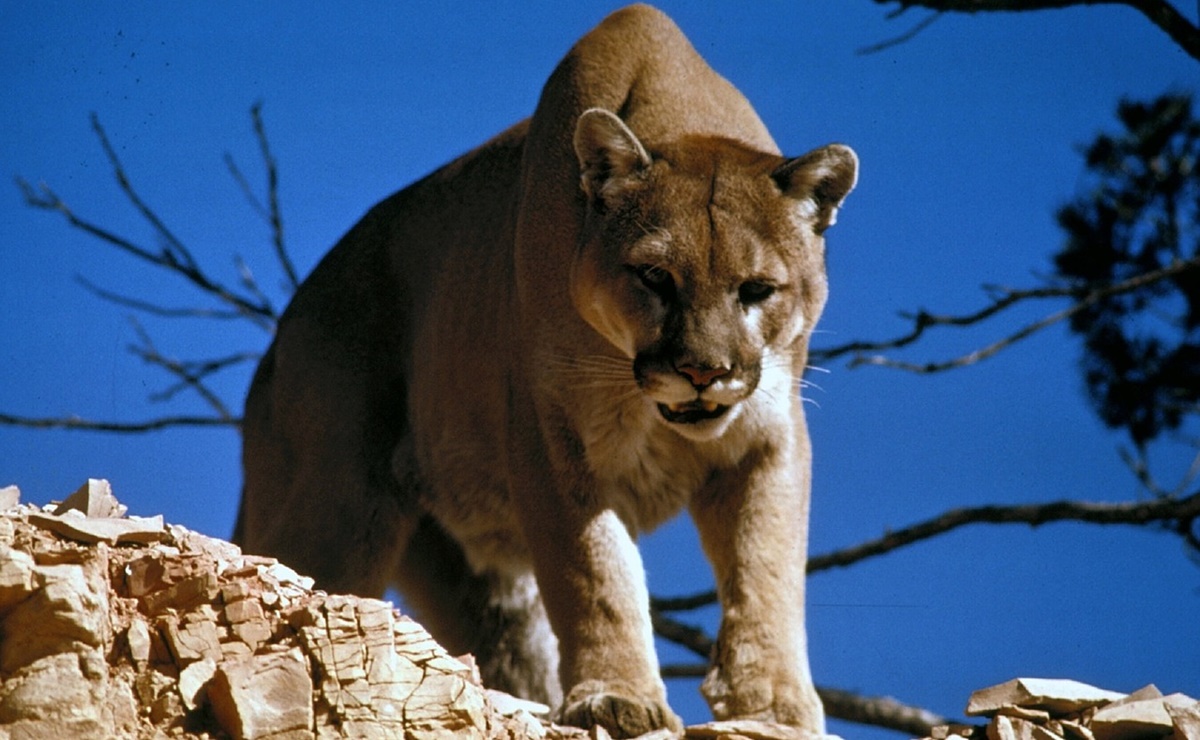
[772,144,859,233]
[573,108,651,206]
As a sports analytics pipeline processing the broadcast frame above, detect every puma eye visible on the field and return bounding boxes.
[738,280,776,305]
[629,264,675,298]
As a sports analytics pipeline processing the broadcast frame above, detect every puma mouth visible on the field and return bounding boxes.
[657,400,730,425]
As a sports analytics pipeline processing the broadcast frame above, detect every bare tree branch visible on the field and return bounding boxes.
[859,10,943,54]
[657,641,952,736]
[651,607,714,658]
[809,489,1200,573]
[126,320,239,421]
[17,116,280,329]
[74,275,249,321]
[873,0,1200,62]
[0,412,237,432]
[821,686,957,738]
[654,489,1200,620]
[812,255,1200,373]
[89,112,196,272]
[6,105,293,435]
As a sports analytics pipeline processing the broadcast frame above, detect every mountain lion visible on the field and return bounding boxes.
[237,5,857,737]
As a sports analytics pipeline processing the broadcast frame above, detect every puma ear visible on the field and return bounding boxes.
[573,108,652,206]
[772,144,859,233]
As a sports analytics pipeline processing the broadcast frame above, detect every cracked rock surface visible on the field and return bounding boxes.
[0,481,589,739]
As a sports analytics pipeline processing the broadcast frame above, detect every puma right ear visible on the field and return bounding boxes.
[573,108,651,206]
[772,144,859,233]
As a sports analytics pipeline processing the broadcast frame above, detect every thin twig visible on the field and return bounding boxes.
[90,112,197,272]
[22,116,280,327]
[147,352,262,405]
[250,102,297,291]
[650,608,714,658]
[812,255,1200,372]
[871,0,1200,62]
[853,298,1078,373]
[17,173,275,329]
[859,11,943,54]
[75,275,249,321]
[127,320,235,421]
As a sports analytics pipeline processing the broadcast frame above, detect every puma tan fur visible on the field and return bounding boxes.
[237,5,857,737]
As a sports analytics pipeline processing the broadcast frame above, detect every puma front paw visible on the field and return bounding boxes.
[557,680,683,738]
[701,663,824,732]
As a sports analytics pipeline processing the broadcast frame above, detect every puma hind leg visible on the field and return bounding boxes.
[392,516,562,708]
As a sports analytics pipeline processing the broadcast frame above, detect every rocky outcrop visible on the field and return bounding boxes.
[0,480,565,739]
[919,678,1200,740]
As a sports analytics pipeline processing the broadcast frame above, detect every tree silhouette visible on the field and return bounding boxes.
[1054,94,1200,449]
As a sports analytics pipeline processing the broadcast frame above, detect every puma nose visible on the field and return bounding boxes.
[676,364,731,389]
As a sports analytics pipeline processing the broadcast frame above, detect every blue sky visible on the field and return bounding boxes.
[1,3,1197,737]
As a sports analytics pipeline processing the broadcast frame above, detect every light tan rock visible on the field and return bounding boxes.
[56,478,126,518]
[178,657,217,711]
[987,715,1065,740]
[28,508,165,545]
[0,544,35,610]
[0,484,20,511]
[967,679,1125,718]
[1,561,109,673]
[224,596,265,624]
[936,725,986,739]
[0,651,110,737]
[1089,688,1173,740]
[126,617,152,664]
[209,647,314,740]
[685,718,828,738]
[488,688,552,718]
[1166,699,1200,740]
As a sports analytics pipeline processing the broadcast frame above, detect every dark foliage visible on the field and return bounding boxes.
[1054,94,1200,447]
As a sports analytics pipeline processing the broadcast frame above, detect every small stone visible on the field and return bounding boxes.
[0,545,36,610]
[161,617,222,666]
[224,597,265,624]
[178,657,217,711]
[57,478,125,518]
[231,618,273,649]
[1091,691,1184,740]
[221,580,255,604]
[987,715,1065,740]
[685,719,811,738]
[127,618,152,664]
[487,688,551,718]
[967,679,1125,717]
[0,484,20,511]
